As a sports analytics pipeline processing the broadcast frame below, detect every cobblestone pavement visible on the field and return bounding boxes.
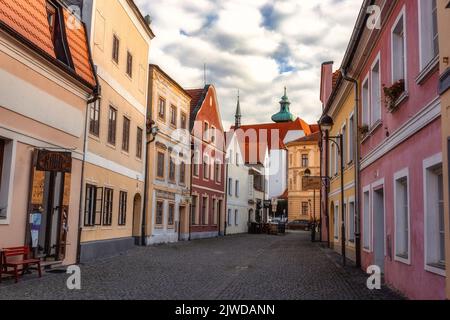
[0,232,403,300]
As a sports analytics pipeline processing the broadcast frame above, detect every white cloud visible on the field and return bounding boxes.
[135,0,362,129]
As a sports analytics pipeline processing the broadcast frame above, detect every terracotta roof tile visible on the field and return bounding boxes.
[332,70,341,90]
[0,0,96,88]
[186,88,205,115]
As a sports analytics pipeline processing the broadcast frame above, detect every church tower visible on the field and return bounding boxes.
[271,87,295,123]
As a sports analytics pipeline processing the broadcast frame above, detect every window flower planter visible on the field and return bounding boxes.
[383,79,405,113]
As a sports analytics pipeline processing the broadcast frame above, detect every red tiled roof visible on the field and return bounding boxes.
[279,189,289,200]
[0,0,96,88]
[288,131,321,144]
[332,70,341,90]
[186,88,205,115]
[309,124,320,133]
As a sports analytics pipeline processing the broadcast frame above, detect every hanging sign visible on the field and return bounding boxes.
[36,150,72,173]
[302,176,322,190]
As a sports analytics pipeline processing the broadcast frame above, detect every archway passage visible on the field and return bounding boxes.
[132,194,142,244]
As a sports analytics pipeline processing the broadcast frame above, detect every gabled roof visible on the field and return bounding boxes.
[286,131,321,146]
[0,0,97,89]
[186,86,208,116]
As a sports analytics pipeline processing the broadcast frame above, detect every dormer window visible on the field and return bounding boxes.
[46,2,57,41]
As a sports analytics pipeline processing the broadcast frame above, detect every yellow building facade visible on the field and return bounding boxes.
[145,65,192,245]
[437,0,450,299]
[325,77,357,262]
[286,133,321,222]
[79,0,154,262]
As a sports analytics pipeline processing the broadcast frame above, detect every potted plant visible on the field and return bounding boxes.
[383,79,405,112]
[359,124,369,136]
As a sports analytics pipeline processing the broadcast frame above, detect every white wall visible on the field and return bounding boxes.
[268,150,287,198]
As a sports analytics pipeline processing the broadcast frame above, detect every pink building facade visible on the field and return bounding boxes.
[358,0,445,299]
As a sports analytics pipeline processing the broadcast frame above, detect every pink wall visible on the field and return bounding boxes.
[359,0,444,299]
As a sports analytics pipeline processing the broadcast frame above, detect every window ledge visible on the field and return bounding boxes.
[369,120,382,134]
[388,91,409,113]
[425,263,446,277]
[416,56,439,85]
[394,254,411,265]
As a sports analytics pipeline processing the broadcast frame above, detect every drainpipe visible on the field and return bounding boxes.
[341,68,361,268]
[76,84,101,264]
[189,141,195,241]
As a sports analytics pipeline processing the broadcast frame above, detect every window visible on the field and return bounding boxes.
[342,125,347,165]
[84,185,103,227]
[363,190,370,249]
[301,154,309,168]
[169,157,176,182]
[103,188,113,226]
[235,180,240,197]
[394,172,409,261]
[349,201,355,242]
[214,161,221,182]
[193,151,200,177]
[235,210,238,226]
[370,60,381,124]
[392,13,406,83]
[289,154,293,166]
[180,112,187,130]
[424,158,445,272]
[348,115,354,163]
[201,197,208,225]
[157,151,165,179]
[46,2,57,41]
[203,155,210,180]
[0,139,4,193]
[179,161,186,185]
[112,34,120,64]
[191,195,198,225]
[89,101,100,136]
[334,143,339,176]
[158,97,166,120]
[126,51,133,77]
[136,127,143,159]
[334,204,339,239]
[156,201,164,225]
[235,153,239,166]
[170,105,177,127]
[302,202,309,216]
[228,209,232,226]
[118,191,127,226]
[362,78,370,126]
[168,203,175,226]
[204,122,209,141]
[108,106,117,145]
[122,117,130,152]
[211,126,216,144]
[228,178,233,196]
[212,199,218,225]
[419,0,439,69]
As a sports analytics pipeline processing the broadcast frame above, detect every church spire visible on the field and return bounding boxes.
[271,87,295,123]
[235,90,241,128]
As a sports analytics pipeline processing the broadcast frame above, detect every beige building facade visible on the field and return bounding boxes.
[79,0,154,261]
[286,133,321,222]
[145,65,192,244]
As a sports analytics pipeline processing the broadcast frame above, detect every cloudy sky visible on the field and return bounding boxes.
[135,0,362,129]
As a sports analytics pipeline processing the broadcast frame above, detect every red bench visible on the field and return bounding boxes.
[0,246,42,283]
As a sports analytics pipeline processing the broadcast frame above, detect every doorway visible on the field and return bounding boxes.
[132,194,142,244]
[373,187,385,272]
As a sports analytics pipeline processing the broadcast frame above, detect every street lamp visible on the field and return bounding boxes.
[319,114,346,266]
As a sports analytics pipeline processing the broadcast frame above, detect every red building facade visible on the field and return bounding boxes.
[187,85,226,239]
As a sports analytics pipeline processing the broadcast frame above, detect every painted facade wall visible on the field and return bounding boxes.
[436,0,450,300]
[326,83,357,262]
[146,65,191,244]
[359,0,444,299]
[287,139,320,222]
[190,86,226,239]
[0,32,91,265]
[79,0,152,259]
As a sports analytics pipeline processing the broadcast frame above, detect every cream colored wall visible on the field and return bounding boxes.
[327,85,356,258]
[146,67,192,238]
[437,0,450,300]
[91,0,150,108]
[81,163,144,242]
[287,143,320,221]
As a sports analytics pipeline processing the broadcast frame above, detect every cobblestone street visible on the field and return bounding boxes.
[0,232,403,300]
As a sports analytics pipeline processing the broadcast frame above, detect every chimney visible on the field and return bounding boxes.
[320,61,333,109]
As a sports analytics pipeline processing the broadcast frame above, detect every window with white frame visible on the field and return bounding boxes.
[370,59,381,124]
[349,200,355,242]
[0,139,13,221]
[395,172,410,261]
[424,159,445,270]
[392,12,406,83]
[334,203,339,240]
[363,190,370,249]
[348,114,354,163]
[341,125,347,166]
[419,0,439,70]
[362,79,370,126]
[329,143,334,177]
[228,209,232,226]
[228,178,233,196]
[235,180,240,197]
[235,209,238,226]
[335,143,339,176]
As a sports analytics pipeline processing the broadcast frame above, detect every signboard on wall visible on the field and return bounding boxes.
[36,150,72,173]
[302,176,321,190]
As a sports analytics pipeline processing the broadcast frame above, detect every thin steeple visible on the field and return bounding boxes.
[235,89,242,128]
